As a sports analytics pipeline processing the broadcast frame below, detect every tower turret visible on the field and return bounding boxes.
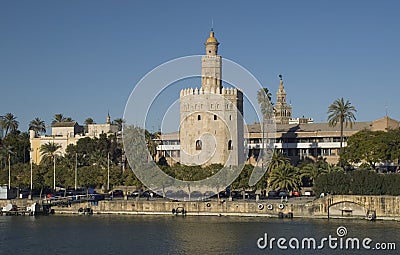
[201,29,222,93]
[205,29,219,56]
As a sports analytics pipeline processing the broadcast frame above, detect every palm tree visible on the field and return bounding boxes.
[145,130,160,161]
[326,163,343,174]
[300,162,327,186]
[84,118,94,126]
[29,117,46,135]
[257,87,273,118]
[1,113,19,135]
[327,98,357,155]
[64,117,74,122]
[257,87,274,173]
[269,164,300,192]
[84,118,94,133]
[266,150,290,172]
[40,142,61,190]
[52,114,65,124]
[52,114,74,125]
[113,118,125,131]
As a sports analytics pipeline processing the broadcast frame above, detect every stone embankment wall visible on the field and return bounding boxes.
[1,195,399,220]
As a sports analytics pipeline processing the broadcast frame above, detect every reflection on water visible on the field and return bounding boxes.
[0,215,398,255]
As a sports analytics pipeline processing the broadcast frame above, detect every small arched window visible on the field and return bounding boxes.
[196,140,202,150]
[228,140,233,150]
[198,115,201,120]
[214,115,217,120]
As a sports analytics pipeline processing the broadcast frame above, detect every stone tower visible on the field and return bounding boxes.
[179,30,244,166]
[274,75,292,124]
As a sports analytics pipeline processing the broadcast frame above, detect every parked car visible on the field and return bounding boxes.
[292,191,301,197]
[129,190,141,197]
[110,190,124,197]
[190,191,204,200]
[267,191,279,198]
[303,190,314,197]
[278,190,289,198]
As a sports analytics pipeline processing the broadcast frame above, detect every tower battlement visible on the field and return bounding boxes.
[180,87,240,97]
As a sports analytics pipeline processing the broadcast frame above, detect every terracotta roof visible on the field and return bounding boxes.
[51,122,78,127]
[246,121,372,133]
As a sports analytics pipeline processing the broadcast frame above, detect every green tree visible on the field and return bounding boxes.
[29,117,46,135]
[84,117,94,126]
[1,113,19,136]
[327,98,357,157]
[300,162,327,187]
[145,130,160,160]
[269,164,300,192]
[40,142,62,189]
[266,150,290,172]
[314,171,350,196]
[1,132,30,164]
[113,118,125,131]
[257,87,273,118]
[52,114,74,125]
[341,129,385,169]
[40,142,62,163]
[84,117,94,133]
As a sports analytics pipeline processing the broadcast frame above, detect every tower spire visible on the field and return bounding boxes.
[274,74,292,124]
[106,111,111,124]
[211,18,214,31]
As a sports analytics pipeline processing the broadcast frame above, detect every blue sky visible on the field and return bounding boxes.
[1,0,400,132]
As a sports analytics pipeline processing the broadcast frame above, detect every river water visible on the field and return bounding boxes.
[0,215,398,255]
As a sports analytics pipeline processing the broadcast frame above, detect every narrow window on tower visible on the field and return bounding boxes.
[196,140,202,150]
[228,140,233,150]
[198,115,201,120]
[214,115,217,120]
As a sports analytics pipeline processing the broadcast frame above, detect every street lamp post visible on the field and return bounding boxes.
[75,153,78,190]
[8,153,11,190]
[107,152,110,191]
[36,147,40,164]
[29,158,33,199]
[53,155,56,191]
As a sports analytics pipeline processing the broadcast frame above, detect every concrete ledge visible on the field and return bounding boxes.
[3,195,400,221]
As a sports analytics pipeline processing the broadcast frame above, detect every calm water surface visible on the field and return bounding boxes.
[0,215,398,255]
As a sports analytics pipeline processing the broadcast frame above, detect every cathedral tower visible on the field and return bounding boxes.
[274,75,292,125]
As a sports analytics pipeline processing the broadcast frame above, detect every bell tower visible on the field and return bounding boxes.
[274,75,292,124]
[201,29,222,93]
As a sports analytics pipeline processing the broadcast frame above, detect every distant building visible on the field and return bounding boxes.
[157,116,400,165]
[87,113,118,138]
[51,122,84,137]
[30,114,119,164]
